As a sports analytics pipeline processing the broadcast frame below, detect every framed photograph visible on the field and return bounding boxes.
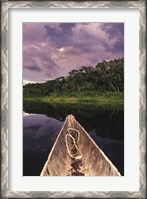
[1,1,146,198]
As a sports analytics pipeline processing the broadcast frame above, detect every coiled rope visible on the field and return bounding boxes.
[65,127,82,160]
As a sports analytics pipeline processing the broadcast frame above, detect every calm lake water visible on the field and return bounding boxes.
[23,101,124,176]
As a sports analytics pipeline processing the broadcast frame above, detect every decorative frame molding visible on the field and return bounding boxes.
[1,1,146,198]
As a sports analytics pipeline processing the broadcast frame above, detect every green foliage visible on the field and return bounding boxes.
[24,92,124,104]
[23,58,124,97]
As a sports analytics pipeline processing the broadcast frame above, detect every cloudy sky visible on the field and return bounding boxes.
[23,23,124,84]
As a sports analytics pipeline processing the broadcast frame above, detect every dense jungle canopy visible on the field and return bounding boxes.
[23,58,124,97]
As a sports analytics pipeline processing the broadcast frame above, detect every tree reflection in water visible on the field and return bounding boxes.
[23,101,124,176]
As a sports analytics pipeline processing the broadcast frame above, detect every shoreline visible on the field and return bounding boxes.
[24,94,124,105]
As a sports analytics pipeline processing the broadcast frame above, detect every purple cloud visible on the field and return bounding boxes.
[23,22,124,83]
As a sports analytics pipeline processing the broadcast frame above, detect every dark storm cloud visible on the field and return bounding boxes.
[44,23,74,48]
[102,23,124,37]
[23,22,124,84]
[25,65,42,72]
[113,41,124,53]
[101,23,124,53]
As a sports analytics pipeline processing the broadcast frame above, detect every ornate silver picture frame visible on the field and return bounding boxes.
[1,1,146,198]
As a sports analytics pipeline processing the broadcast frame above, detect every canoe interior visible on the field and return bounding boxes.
[40,115,121,176]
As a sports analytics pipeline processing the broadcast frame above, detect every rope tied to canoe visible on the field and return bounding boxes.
[65,127,83,160]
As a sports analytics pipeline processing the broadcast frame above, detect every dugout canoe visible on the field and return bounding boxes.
[40,114,121,176]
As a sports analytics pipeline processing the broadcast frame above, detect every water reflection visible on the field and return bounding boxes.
[24,101,124,140]
[23,102,124,176]
[89,131,124,175]
[23,113,63,176]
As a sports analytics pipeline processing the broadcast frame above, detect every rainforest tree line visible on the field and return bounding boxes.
[23,58,124,97]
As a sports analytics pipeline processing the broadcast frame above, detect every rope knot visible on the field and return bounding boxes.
[65,128,82,160]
